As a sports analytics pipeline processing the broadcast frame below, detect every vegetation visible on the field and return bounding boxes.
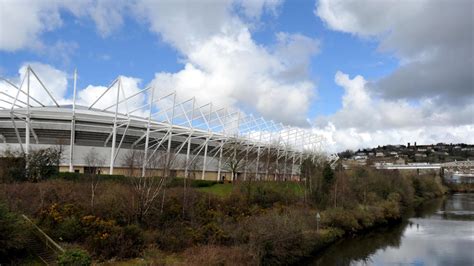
[57,248,92,266]
[0,148,447,265]
[0,204,30,263]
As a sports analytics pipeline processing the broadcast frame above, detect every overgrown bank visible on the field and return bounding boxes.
[1,161,446,265]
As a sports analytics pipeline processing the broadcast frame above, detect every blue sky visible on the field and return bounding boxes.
[0,0,397,116]
[0,0,472,151]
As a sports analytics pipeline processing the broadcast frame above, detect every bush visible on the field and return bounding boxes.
[166,178,222,188]
[54,172,126,182]
[0,156,26,182]
[183,245,253,265]
[27,147,62,181]
[57,248,91,266]
[238,182,299,208]
[412,175,444,200]
[240,210,307,265]
[322,208,360,233]
[0,204,29,263]
[57,216,84,242]
[82,216,145,259]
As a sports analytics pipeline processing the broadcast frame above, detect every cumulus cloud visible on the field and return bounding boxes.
[77,76,145,114]
[0,0,63,51]
[138,0,319,125]
[1,0,320,125]
[0,62,69,108]
[0,62,145,117]
[315,71,474,152]
[0,0,128,51]
[316,0,474,103]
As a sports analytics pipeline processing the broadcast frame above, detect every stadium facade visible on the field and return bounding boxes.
[0,66,326,180]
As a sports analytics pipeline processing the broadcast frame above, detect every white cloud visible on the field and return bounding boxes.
[314,0,473,151]
[77,76,145,114]
[237,0,282,19]
[138,0,319,125]
[315,71,474,152]
[316,0,474,103]
[0,62,69,108]
[0,0,63,51]
[1,0,318,125]
[0,0,128,51]
[0,63,145,117]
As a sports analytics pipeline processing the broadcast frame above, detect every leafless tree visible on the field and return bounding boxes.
[83,148,105,210]
[122,149,144,177]
[223,142,246,181]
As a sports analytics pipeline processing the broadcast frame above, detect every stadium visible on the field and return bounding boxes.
[0,66,325,180]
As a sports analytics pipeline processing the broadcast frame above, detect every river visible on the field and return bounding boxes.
[310,193,474,265]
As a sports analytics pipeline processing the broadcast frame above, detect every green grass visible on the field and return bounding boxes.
[198,183,235,197]
[197,181,306,198]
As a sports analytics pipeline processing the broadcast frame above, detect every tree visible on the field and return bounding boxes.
[224,142,246,181]
[322,163,334,185]
[121,149,144,177]
[83,149,105,210]
[338,149,354,159]
[27,147,62,182]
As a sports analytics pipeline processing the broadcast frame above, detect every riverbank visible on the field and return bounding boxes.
[1,166,446,265]
[309,193,474,265]
[444,182,474,193]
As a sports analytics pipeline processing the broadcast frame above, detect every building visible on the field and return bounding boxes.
[0,67,324,181]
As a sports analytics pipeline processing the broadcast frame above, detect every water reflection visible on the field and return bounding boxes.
[310,194,474,266]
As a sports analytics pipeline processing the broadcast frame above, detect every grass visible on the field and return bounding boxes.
[197,181,306,198]
[198,183,234,197]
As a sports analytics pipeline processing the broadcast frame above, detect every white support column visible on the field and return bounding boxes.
[265,146,270,180]
[243,145,249,181]
[255,146,261,180]
[184,98,195,179]
[283,127,291,181]
[109,78,121,175]
[217,140,223,181]
[201,141,208,180]
[201,103,212,180]
[291,130,298,180]
[142,87,155,177]
[255,130,263,180]
[25,67,30,156]
[165,93,177,177]
[69,69,77,172]
[275,131,281,181]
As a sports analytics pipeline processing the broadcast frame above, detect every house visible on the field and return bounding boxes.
[375,152,384,157]
[353,155,368,160]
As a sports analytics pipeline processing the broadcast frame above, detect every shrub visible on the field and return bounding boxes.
[322,208,360,233]
[240,210,307,265]
[27,147,62,181]
[54,172,126,182]
[82,216,145,259]
[57,248,91,266]
[0,156,26,182]
[57,216,84,242]
[0,204,29,262]
[183,245,253,265]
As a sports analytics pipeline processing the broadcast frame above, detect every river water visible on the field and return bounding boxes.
[310,193,474,265]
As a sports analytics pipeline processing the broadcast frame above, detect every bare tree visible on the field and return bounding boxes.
[83,149,105,210]
[122,149,144,177]
[224,142,246,181]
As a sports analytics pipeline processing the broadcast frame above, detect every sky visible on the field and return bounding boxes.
[0,0,473,152]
